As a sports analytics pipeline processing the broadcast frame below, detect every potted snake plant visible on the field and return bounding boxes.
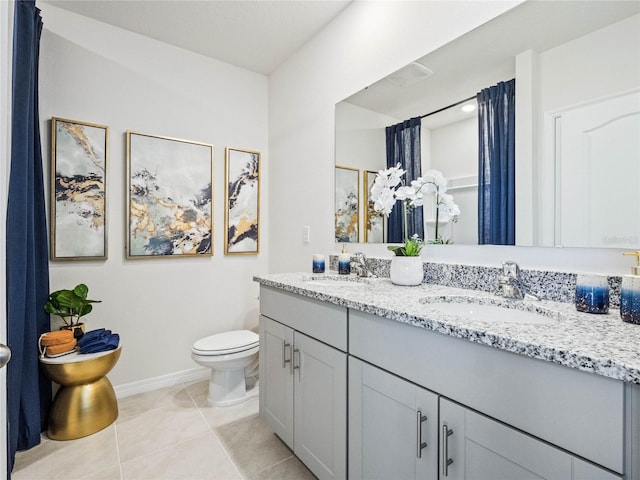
[44,284,101,338]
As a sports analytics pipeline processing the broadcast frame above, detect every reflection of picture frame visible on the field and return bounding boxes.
[335,165,359,242]
[364,170,385,243]
[225,147,260,255]
[51,117,108,261]
[126,131,213,258]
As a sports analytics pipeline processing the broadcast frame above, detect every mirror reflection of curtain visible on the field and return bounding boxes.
[385,117,424,242]
[477,79,516,245]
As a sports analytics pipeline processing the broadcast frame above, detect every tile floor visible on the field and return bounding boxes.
[12,380,316,480]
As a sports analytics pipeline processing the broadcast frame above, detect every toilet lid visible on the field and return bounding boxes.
[192,330,259,355]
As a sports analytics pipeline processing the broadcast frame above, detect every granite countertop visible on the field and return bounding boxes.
[254,272,640,385]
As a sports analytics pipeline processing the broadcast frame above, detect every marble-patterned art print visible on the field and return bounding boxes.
[127,131,213,258]
[364,170,384,243]
[335,166,359,242]
[51,117,108,260]
[224,147,260,254]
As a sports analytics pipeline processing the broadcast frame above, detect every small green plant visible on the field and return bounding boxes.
[44,284,101,327]
[388,234,425,256]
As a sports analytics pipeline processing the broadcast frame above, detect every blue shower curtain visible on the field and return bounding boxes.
[385,117,424,243]
[477,79,516,245]
[7,0,51,474]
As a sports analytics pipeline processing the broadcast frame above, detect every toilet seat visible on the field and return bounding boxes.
[192,330,259,356]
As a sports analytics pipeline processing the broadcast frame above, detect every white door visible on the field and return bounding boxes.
[259,316,294,448]
[293,332,346,480]
[349,357,438,480]
[556,91,640,248]
[439,398,621,480]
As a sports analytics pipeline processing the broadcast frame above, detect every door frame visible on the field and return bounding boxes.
[1,0,14,475]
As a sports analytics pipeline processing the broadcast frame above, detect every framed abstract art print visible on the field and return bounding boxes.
[224,147,260,255]
[51,117,108,260]
[126,131,213,258]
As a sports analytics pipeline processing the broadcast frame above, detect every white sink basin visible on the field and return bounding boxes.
[420,297,555,325]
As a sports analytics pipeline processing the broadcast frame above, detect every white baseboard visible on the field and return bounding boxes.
[114,367,210,399]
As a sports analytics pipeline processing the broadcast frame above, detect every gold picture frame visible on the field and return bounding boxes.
[126,131,214,258]
[50,117,108,261]
[335,165,359,242]
[224,147,261,255]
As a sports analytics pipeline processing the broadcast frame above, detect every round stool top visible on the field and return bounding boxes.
[39,344,122,365]
[193,330,258,355]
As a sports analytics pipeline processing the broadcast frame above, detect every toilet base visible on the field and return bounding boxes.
[207,368,259,407]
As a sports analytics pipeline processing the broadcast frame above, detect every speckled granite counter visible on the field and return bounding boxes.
[254,272,640,385]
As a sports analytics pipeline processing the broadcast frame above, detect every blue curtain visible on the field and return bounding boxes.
[7,0,51,474]
[477,79,516,245]
[385,117,423,243]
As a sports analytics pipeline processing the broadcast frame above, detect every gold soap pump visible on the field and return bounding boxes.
[621,251,640,325]
[623,251,640,275]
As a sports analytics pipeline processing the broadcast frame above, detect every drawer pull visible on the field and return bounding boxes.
[416,410,428,458]
[282,341,292,371]
[442,425,454,476]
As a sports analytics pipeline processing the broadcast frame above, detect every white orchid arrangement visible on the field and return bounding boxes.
[370,163,460,248]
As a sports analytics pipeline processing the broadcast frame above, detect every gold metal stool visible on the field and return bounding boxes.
[40,345,122,440]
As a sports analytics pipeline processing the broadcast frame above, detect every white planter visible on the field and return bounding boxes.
[390,256,424,286]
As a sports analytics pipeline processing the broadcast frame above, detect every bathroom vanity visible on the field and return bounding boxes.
[255,273,640,480]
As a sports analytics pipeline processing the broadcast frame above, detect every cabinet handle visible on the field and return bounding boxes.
[293,348,300,376]
[416,410,427,458]
[282,341,292,370]
[441,425,454,477]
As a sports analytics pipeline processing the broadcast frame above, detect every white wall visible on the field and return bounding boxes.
[268,0,635,276]
[38,4,269,387]
[426,117,478,245]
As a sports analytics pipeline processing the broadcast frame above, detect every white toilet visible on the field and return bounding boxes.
[191,330,259,407]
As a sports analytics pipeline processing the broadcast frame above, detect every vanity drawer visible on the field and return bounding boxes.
[349,309,625,473]
[260,286,347,351]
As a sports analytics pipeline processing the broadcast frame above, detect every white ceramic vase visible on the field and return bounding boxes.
[390,256,424,286]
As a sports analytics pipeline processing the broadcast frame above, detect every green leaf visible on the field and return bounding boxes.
[73,284,89,300]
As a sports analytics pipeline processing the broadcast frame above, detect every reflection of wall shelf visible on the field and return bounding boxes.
[425,219,450,225]
[447,174,478,191]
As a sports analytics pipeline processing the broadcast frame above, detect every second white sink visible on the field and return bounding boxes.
[420,297,556,325]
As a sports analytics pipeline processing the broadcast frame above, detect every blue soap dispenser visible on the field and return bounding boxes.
[338,244,350,275]
[621,251,640,325]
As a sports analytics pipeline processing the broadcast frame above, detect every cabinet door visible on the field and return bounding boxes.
[293,332,347,480]
[439,398,621,480]
[259,315,294,448]
[349,357,438,480]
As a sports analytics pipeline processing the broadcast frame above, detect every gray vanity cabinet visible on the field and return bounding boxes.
[439,398,621,480]
[259,287,347,480]
[349,357,438,480]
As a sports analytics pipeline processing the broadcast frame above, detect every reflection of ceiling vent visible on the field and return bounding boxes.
[385,62,434,87]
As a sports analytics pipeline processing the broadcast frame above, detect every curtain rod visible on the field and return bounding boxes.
[419,95,476,119]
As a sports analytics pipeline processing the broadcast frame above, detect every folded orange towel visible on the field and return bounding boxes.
[40,330,74,346]
[44,338,77,356]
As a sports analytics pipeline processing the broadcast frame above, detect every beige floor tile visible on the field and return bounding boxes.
[215,415,293,478]
[121,432,241,480]
[118,384,196,419]
[78,465,122,480]
[196,394,259,428]
[116,402,210,463]
[13,426,119,480]
[253,456,317,480]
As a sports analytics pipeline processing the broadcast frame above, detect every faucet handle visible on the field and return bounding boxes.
[502,261,520,277]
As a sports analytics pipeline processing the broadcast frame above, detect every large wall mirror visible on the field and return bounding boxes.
[334,0,639,248]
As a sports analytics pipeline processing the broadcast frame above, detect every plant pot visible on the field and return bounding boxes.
[60,323,86,339]
[390,256,424,286]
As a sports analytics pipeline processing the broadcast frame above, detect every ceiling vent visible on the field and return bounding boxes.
[385,62,434,87]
